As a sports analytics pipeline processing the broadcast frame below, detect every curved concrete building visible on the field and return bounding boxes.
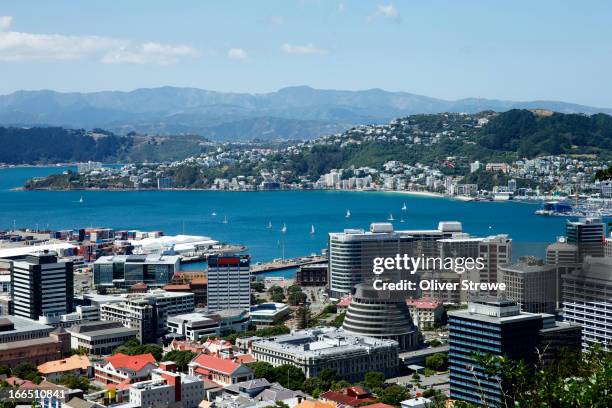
[342,283,419,350]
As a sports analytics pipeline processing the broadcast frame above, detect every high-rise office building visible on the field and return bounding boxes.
[479,235,512,286]
[342,283,418,350]
[328,222,463,299]
[10,251,74,320]
[566,217,605,260]
[562,257,612,351]
[546,239,580,307]
[449,298,581,407]
[207,255,251,313]
[498,258,558,314]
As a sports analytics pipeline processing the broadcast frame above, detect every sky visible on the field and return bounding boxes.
[1,0,612,107]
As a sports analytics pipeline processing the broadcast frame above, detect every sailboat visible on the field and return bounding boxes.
[388,213,395,221]
[400,217,405,223]
[267,221,272,229]
[211,210,217,216]
[401,202,407,211]
[345,209,351,218]
[310,224,315,235]
[78,196,84,204]
[222,216,228,224]
[281,223,287,233]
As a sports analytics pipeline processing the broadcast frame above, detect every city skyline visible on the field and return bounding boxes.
[1,1,612,107]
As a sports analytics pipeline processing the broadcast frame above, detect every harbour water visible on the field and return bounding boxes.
[0,167,592,275]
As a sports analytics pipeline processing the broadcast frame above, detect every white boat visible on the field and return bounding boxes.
[310,225,315,235]
[400,217,405,223]
[222,216,228,224]
[79,196,84,203]
[267,221,272,229]
[211,210,217,216]
[402,202,407,211]
[281,223,287,233]
[345,209,351,218]
[388,213,395,221]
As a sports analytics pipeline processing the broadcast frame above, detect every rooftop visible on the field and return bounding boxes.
[38,354,91,374]
[104,353,156,371]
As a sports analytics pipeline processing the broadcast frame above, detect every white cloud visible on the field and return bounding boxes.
[101,42,198,65]
[0,16,13,30]
[0,17,198,64]
[281,43,326,55]
[371,4,401,23]
[227,48,248,61]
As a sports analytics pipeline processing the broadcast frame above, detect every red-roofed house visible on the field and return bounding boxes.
[337,294,352,309]
[188,353,253,386]
[94,353,157,385]
[320,386,375,408]
[406,298,444,330]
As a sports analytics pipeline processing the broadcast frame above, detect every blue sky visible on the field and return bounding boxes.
[1,0,611,106]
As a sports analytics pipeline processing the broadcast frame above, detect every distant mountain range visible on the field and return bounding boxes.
[1,86,611,140]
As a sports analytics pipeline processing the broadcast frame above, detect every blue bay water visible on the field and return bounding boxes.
[0,167,581,271]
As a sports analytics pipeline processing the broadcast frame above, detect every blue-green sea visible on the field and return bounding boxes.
[0,167,587,276]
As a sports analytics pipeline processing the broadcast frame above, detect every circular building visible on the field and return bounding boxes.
[342,282,419,350]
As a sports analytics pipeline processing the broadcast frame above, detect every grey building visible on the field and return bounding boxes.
[449,298,581,407]
[342,283,418,350]
[207,255,251,313]
[566,217,605,260]
[251,327,399,381]
[499,258,558,314]
[328,221,463,299]
[562,257,612,351]
[93,254,180,289]
[10,251,74,320]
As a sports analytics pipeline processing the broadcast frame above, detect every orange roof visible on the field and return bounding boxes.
[361,404,395,408]
[295,401,336,408]
[191,354,242,375]
[131,282,148,289]
[235,354,256,364]
[163,284,191,291]
[38,355,90,375]
[406,298,442,309]
[191,277,208,285]
[105,353,156,371]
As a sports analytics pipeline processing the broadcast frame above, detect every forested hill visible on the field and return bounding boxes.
[0,127,131,164]
[479,109,612,157]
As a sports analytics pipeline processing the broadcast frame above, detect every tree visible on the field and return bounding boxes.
[251,361,277,382]
[57,374,89,391]
[0,365,10,376]
[363,371,385,389]
[12,362,41,384]
[268,286,285,303]
[378,384,410,406]
[295,306,312,330]
[112,338,163,361]
[161,350,196,372]
[274,365,305,390]
[425,353,448,371]
[252,281,265,292]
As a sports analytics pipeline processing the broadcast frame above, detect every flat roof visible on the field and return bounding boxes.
[0,242,77,259]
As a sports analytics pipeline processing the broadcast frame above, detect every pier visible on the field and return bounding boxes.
[251,255,328,274]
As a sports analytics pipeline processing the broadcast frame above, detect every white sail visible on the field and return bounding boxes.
[310,224,315,234]
[402,202,407,211]
[212,210,217,216]
[267,221,272,229]
[281,223,287,233]
[345,209,351,218]
[79,196,84,203]
[222,216,228,224]
[388,213,394,221]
